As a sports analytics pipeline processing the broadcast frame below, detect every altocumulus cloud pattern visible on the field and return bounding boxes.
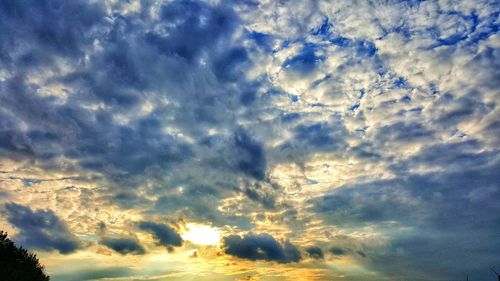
[0,0,499,280]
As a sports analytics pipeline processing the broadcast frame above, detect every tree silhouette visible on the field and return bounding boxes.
[0,231,50,281]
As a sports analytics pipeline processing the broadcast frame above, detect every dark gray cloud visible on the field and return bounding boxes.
[375,121,435,143]
[100,237,145,255]
[311,148,500,279]
[233,129,267,180]
[390,140,497,174]
[305,246,324,259]
[4,203,80,254]
[242,183,276,209]
[147,0,238,64]
[111,191,152,210]
[274,120,349,163]
[312,180,416,225]
[0,77,191,183]
[0,0,105,70]
[153,184,252,230]
[329,247,346,256]
[223,233,301,263]
[0,0,282,206]
[138,221,183,248]
[314,153,500,227]
[434,91,495,128]
[98,221,106,235]
[292,122,346,151]
[0,0,264,193]
[365,231,500,280]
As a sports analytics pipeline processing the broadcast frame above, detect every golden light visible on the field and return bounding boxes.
[181,223,221,246]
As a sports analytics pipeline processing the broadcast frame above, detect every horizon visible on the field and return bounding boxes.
[0,0,499,280]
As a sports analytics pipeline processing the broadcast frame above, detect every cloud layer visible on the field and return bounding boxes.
[223,233,301,263]
[0,0,498,280]
[4,203,80,254]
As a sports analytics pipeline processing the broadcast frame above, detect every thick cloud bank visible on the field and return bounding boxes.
[5,203,80,254]
[223,233,301,263]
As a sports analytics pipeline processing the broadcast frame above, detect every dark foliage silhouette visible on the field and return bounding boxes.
[0,231,50,281]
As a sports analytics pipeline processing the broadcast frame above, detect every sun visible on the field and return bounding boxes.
[181,223,221,246]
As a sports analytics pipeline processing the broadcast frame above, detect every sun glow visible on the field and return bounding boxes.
[181,223,221,246]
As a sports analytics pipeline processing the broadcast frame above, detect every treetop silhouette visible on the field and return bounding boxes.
[0,231,50,281]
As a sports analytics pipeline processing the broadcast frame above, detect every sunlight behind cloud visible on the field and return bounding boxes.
[181,223,221,246]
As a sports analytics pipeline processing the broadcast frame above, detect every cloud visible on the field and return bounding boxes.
[242,183,276,209]
[311,151,500,278]
[390,140,497,174]
[52,267,134,281]
[0,0,105,70]
[138,221,183,248]
[375,121,435,143]
[233,129,267,180]
[0,0,273,192]
[291,121,347,151]
[153,184,253,230]
[4,203,80,254]
[0,0,499,279]
[100,237,145,255]
[305,246,324,259]
[329,247,346,256]
[223,233,301,263]
[146,0,239,64]
[283,43,326,74]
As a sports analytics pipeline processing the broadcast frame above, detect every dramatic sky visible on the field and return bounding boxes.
[0,0,499,280]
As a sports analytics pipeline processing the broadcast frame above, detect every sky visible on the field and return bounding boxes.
[0,0,499,280]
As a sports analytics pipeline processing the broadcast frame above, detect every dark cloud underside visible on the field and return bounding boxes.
[5,203,80,254]
[138,221,183,248]
[223,233,301,263]
[100,237,145,255]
